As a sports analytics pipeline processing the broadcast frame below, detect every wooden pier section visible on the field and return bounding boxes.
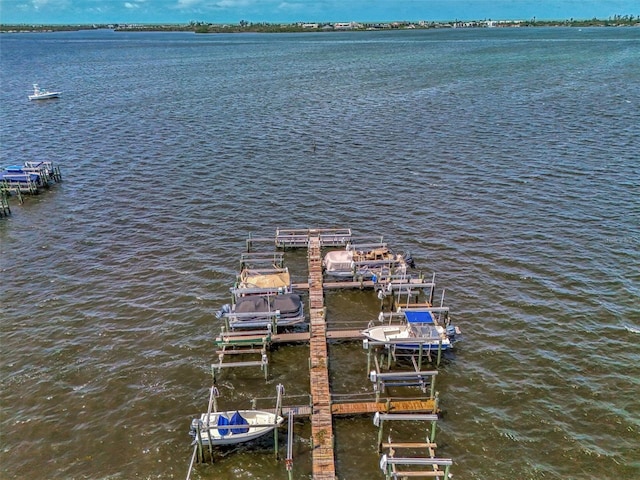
[303,233,442,479]
[307,236,336,480]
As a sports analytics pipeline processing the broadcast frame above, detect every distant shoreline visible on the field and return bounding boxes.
[2,16,639,34]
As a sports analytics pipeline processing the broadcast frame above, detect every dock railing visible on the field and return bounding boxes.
[274,227,352,248]
[240,252,286,269]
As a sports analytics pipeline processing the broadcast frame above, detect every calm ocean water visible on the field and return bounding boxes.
[1,27,639,480]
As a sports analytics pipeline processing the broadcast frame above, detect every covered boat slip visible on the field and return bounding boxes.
[224,293,305,329]
[322,238,412,280]
[237,267,292,292]
[219,257,305,329]
[0,161,62,195]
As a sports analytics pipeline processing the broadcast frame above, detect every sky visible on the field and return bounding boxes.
[0,0,638,25]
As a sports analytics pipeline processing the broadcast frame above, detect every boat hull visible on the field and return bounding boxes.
[361,324,453,351]
[29,93,60,100]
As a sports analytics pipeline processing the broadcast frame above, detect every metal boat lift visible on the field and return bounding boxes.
[374,412,453,479]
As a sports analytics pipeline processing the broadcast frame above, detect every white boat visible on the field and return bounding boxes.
[28,83,61,100]
[190,410,284,446]
[362,310,459,351]
[323,241,414,279]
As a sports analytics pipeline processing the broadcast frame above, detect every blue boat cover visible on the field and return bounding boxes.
[217,414,230,436]
[230,411,249,434]
[404,310,435,324]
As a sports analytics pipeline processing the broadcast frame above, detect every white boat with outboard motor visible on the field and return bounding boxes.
[189,384,285,446]
[190,409,284,446]
[28,84,61,100]
[361,308,460,351]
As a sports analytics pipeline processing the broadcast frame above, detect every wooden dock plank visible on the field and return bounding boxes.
[331,399,437,415]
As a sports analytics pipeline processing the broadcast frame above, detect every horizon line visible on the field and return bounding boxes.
[2,16,639,27]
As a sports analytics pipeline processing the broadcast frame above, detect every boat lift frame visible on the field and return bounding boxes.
[212,327,272,382]
[374,412,452,479]
[369,367,439,400]
[187,384,286,479]
[239,251,286,270]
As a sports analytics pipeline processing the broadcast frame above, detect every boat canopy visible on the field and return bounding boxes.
[239,269,290,289]
[403,310,435,324]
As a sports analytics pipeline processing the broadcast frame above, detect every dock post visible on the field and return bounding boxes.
[274,383,284,458]
[436,340,442,367]
[195,422,204,463]
[430,374,437,400]
[430,417,438,443]
[274,422,279,459]
[204,386,216,461]
[428,272,436,305]
[375,413,384,452]
[286,410,294,478]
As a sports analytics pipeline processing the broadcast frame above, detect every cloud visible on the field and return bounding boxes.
[214,0,255,7]
[177,0,204,7]
[30,0,69,11]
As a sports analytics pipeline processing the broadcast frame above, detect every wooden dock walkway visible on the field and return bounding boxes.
[307,236,336,480]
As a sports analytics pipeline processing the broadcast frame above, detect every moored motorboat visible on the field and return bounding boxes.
[28,83,61,100]
[190,410,284,446]
[323,241,414,279]
[362,309,460,350]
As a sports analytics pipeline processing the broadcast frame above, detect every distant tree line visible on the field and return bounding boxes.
[1,15,638,34]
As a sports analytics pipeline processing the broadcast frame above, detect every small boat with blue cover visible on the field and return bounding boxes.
[190,410,284,446]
